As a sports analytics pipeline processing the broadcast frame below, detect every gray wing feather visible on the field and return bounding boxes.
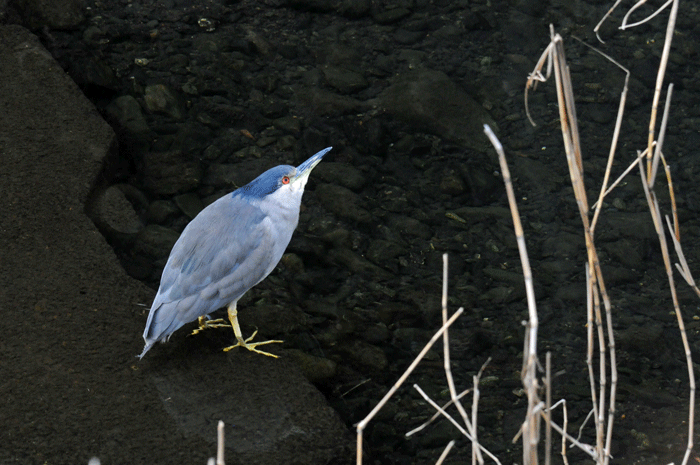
[142,195,278,349]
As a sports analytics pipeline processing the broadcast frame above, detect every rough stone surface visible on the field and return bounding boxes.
[13,0,84,29]
[5,0,700,463]
[89,184,144,246]
[0,24,352,465]
[376,68,498,152]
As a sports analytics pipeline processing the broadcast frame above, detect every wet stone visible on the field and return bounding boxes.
[285,349,337,384]
[540,232,583,258]
[363,323,391,344]
[146,199,180,224]
[366,239,405,267]
[327,247,391,278]
[603,238,643,270]
[376,68,496,151]
[393,28,424,45]
[617,323,664,358]
[321,65,368,94]
[70,56,119,90]
[144,84,185,120]
[203,159,272,190]
[14,0,85,29]
[173,193,204,219]
[90,185,143,246]
[439,172,466,196]
[553,282,587,303]
[142,150,202,195]
[338,340,388,372]
[387,214,432,240]
[315,162,366,191]
[602,265,639,286]
[273,115,302,133]
[292,86,367,116]
[416,420,459,449]
[338,0,370,18]
[393,327,434,353]
[104,95,151,143]
[316,183,373,223]
[133,224,180,259]
[373,7,411,24]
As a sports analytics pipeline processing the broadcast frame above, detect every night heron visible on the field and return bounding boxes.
[139,147,332,359]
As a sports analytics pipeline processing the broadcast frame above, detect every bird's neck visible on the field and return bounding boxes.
[251,189,303,225]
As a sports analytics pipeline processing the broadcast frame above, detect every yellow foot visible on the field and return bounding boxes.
[222,330,283,358]
[190,316,231,336]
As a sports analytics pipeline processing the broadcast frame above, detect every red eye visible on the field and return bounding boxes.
[282,176,290,184]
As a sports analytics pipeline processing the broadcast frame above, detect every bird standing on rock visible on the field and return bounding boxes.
[139,147,332,359]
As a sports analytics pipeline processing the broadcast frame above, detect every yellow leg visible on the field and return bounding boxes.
[222,303,282,358]
[190,315,231,335]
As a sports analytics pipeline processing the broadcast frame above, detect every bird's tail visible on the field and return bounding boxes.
[138,341,154,359]
[138,299,190,359]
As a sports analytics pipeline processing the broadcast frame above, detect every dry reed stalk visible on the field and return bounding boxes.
[568,39,630,235]
[638,158,695,465]
[435,440,456,465]
[483,124,540,465]
[440,255,483,464]
[525,1,694,464]
[594,0,675,42]
[357,253,502,465]
[634,82,694,465]
[413,384,472,438]
[405,388,473,437]
[206,420,225,465]
[622,0,679,179]
[355,257,464,465]
[544,352,552,465]
[595,1,694,463]
[411,357,499,465]
[525,26,619,464]
[484,123,603,464]
[410,256,499,464]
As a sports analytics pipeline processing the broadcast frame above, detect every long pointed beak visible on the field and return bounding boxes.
[294,147,332,182]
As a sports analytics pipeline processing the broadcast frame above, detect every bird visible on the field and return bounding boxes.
[139,147,332,359]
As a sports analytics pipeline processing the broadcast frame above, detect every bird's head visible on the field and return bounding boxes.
[236,147,332,204]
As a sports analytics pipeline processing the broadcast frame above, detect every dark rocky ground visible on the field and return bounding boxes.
[2,0,700,464]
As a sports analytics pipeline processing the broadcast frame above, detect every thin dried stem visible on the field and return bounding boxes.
[550,30,611,464]
[584,263,599,445]
[538,410,597,460]
[554,31,618,465]
[483,123,539,465]
[649,84,674,189]
[543,399,573,464]
[593,0,624,43]
[621,0,674,29]
[525,41,555,126]
[663,156,680,240]
[413,384,471,438]
[544,352,552,465]
[561,400,569,465]
[435,441,456,465]
[569,39,630,234]
[440,255,481,463]
[356,307,463,465]
[639,162,695,465]
[667,215,699,294]
[412,384,502,465]
[644,0,678,180]
[525,28,617,465]
[471,359,491,465]
[217,420,225,465]
[591,149,649,210]
[405,387,473,437]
